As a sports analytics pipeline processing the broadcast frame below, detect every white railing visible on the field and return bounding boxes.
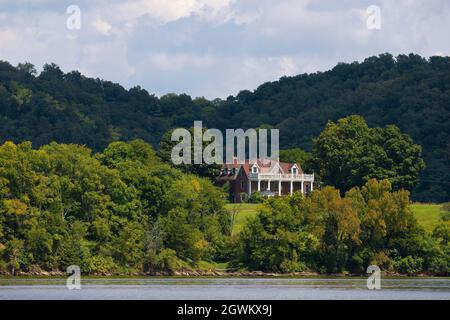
[249,173,314,181]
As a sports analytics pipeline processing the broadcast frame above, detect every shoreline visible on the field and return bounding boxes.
[1,270,447,278]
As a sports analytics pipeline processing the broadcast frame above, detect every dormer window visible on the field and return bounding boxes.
[292,167,297,175]
[252,164,259,174]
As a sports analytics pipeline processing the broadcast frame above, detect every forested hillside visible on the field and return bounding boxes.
[0,140,448,275]
[0,53,449,201]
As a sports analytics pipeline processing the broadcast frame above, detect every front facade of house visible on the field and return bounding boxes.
[218,158,314,203]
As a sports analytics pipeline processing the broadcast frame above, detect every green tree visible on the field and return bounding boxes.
[158,127,221,178]
[233,194,319,272]
[302,186,361,272]
[4,237,24,274]
[279,148,313,171]
[313,116,425,193]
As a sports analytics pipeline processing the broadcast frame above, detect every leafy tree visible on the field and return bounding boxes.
[16,62,37,76]
[0,55,449,201]
[158,127,221,178]
[279,148,313,172]
[159,208,207,263]
[441,203,450,221]
[248,192,265,204]
[4,237,24,274]
[302,186,361,272]
[233,179,447,274]
[313,116,425,193]
[0,140,231,274]
[233,195,318,272]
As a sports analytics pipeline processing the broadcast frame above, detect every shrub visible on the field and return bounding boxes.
[279,259,307,273]
[393,256,424,274]
[0,259,7,274]
[428,252,450,275]
[441,202,450,212]
[85,256,117,274]
[155,249,187,272]
[249,192,265,204]
[440,203,450,221]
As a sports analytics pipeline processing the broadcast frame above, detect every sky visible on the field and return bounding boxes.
[0,0,449,99]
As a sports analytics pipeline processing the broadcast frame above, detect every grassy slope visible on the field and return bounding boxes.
[226,203,444,234]
[410,204,443,233]
[225,203,261,235]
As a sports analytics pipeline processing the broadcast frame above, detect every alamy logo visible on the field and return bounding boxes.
[366,5,381,30]
[171,121,279,165]
[66,265,81,290]
[366,265,381,290]
[66,5,81,30]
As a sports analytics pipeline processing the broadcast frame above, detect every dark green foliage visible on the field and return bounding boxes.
[207,54,450,202]
[312,115,425,193]
[0,140,230,274]
[232,179,449,275]
[248,192,265,204]
[158,127,221,178]
[441,203,450,221]
[0,54,449,201]
[279,148,313,172]
[0,140,446,275]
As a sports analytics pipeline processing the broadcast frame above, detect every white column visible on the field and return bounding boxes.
[267,180,271,191]
[278,180,281,196]
[248,180,252,197]
[290,181,293,195]
[258,180,261,192]
[310,182,313,192]
[301,180,304,194]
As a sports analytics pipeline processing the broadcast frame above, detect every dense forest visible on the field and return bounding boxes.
[232,180,449,274]
[0,140,231,274]
[0,140,448,275]
[0,53,449,201]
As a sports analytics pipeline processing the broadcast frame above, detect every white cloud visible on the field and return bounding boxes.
[0,0,449,99]
[107,0,236,25]
[143,52,215,72]
[92,19,112,35]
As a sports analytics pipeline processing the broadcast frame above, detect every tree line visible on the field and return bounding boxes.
[231,180,449,274]
[0,139,448,275]
[0,140,230,274]
[0,53,449,202]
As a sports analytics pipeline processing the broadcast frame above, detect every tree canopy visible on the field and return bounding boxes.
[312,115,425,193]
[0,140,230,274]
[0,53,449,201]
[231,179,449,274]
[0,140,447,275]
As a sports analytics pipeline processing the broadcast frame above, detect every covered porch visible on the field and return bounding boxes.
[248,173,314,197]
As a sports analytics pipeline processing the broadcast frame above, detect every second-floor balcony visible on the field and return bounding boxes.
[249,173,314,182]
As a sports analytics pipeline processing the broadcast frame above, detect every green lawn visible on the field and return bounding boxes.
[411,203,444,233]
[226,203,445,235]
[225,203,261,235]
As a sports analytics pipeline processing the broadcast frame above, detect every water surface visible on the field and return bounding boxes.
[0,277,449,300]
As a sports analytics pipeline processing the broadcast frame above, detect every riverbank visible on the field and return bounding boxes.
[1,269,447,277]
[1,277,449,300]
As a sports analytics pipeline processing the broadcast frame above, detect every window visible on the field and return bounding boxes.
[252,165,258,174]
[292,167,297,175]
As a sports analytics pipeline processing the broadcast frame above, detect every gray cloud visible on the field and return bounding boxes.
[0,0,449,98]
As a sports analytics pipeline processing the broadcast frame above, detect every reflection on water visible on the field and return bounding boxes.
[0,277,449,300]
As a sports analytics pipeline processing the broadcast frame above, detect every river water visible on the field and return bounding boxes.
[0,277,449,300]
